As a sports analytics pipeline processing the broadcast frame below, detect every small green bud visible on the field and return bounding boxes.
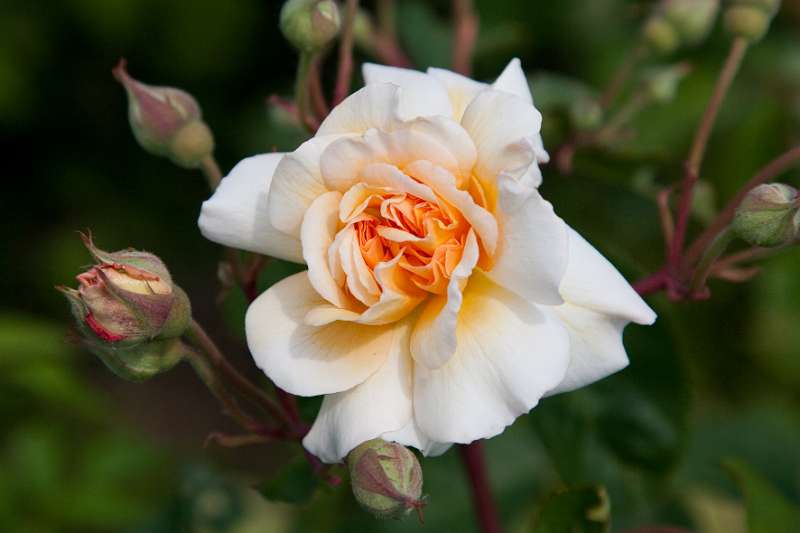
[643,0,720,55]
[113,59,214,169]
[724,0,780,42]
[732,183,800,247]
[57,234,191,381]
[642,62,691,103]
[347,439,424,520]
[280,0,341,54]
[569,97,604,131]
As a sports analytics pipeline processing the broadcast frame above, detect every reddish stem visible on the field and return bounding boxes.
[459,442,503,533]
[632,270,668,296]
[333,0,358,105]
[452,0,479,76]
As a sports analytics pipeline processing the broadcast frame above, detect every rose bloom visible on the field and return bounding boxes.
[199,59,656,463]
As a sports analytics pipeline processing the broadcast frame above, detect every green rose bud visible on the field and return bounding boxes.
[347,439,425,520]
[642,62,692,103]
[732,183,800,247]
[643,0,720,55]
[724,0,781,42]
[57,234,191,381]
[113,59,214,169]
[280,0,341,54]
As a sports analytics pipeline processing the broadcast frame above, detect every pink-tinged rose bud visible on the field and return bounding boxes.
[733,183,800,247]
[57,234,191,381]
[113,59,214,169]
[347,439,425,520]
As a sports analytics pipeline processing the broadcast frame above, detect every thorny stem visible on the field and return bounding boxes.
[333,0,359,106]
[452,0,479,76]
[200,155,223,190]
[684,144,800,268]
[186,320,292,428]
[459,442,502,533]
[670,37,748,268]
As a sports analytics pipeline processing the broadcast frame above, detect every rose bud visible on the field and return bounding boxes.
[347,439,425,520]
[112,59,214,169]
[732,183,800,247]
[725,0,781,42]
[642,62,691,103]
[57,234,191,381]
[643,0,720,55]
[280,0,341,54]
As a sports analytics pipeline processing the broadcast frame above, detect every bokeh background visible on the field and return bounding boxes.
[3,0,800,531]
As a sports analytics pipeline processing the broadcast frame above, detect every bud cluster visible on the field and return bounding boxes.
[732,183,800,247]
[724,0,781,42]
[642,0,720,55]
[113,59,214,169]
[58,235,191,381]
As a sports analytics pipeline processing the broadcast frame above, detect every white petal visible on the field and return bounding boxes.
[317,83,401,136]
[492,58,532,103]
[267,135,343,238]
[461,89,542,191]
[560,227,657,324]
[198,153,303,263]
[545,304,630,395]
[413,273,571,444]
[362,63,453,120]
[484,177,567,305]
[301,191,357,310]
[245,272,393,396]
[427,66,487,121]
[383,419,452,457]
[302,319,413,463]
[410,230,480,369]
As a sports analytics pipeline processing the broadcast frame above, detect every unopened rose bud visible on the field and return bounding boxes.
[280,0,341,54]
[113,59,214,169]
[732,183,800,247]
[643,0,720,55]
[57,234,191,381]
[347,439,424,520]
[725,0,781,42]
[642,63,691,103]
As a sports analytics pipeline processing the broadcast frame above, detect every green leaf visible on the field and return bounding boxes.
[532,485,610,533]
[257,455,317,504]
[724,458,800,533]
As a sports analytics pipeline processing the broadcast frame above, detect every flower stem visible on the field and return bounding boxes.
[598,44,646,110]
[200,155,223,190]
[186,320,292,427]
[684,144,800,268]
[689,226,735,296]
[295,52,319,132]
[670,37,748,268]
[452,0,478,76]
[459,441,502,533]
[333,0,359,106]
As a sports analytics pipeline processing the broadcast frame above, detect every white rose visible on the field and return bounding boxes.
[198,59,656,463]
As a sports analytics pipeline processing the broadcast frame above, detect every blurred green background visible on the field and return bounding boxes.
[3,0,800,531]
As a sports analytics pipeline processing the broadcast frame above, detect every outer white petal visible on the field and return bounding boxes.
[245,272,393,396]
[461,89,542,190]
[198,153,303,263]
[427,67,487,120]
[560,227,657,323]
[413,273,571,444]
[545,304,631,395]
[317,83,401,136]
[302,319,413,463]
[383,419,452,457]
[484,176,567,305]
[492,57,532,103]
[544,227,657,394]
[267,135,343,238]
[362,63,453,120]
[410,230,480,369]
